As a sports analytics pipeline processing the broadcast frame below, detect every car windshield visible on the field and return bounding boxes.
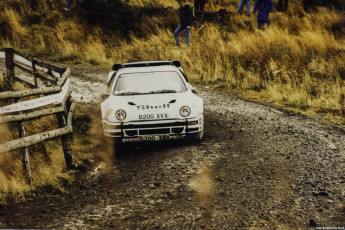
[113,71,187,95]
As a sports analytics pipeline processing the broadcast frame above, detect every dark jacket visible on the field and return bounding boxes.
[195,0,206,4]
[254,0,273,22]
[179,5,193,27]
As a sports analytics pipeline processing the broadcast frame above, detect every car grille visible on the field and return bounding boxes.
[140,128,170,135]
[125,130,137,136]
[172,127,184,133]
[105,120,200,137]
[124,121,186,129]
[122,121,188,137]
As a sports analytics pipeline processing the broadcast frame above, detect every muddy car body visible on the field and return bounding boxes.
[101,61,204,143]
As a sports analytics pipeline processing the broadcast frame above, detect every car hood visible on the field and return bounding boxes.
[101,92,203,122]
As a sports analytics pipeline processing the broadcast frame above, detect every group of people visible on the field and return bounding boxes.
[63,0,337,48]
[233,0,277,29]
[174,0,275,47]
[238,0,287,16]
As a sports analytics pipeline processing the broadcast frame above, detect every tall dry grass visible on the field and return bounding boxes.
[129,0,179,7]
[0,104,100,204]
[0,106,75,203]
[0,78,95,204]
[108,10,344,118]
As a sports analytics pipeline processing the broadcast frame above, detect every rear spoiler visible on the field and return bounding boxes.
[112,60,181,71]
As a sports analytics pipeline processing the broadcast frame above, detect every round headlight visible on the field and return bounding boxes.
[115,109,126,121]
[180,106,191,117]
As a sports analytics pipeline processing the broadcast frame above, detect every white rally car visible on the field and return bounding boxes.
[101,61,204,143]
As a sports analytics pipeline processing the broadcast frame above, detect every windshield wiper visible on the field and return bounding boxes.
[149,90,177,94]
[116,92,141,96]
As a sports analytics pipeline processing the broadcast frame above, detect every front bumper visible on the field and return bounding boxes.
[102,116,203,143]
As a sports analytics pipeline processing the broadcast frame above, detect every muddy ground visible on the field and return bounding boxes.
[0,62,344,229]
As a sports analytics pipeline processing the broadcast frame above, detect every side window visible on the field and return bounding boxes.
[107,73,116,94]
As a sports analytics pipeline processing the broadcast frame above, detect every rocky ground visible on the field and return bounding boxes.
[0,61,344,229]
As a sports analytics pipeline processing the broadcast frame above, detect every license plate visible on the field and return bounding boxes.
[122,135,184,142]
[139,113,168,120]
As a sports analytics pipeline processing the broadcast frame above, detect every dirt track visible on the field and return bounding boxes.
[0,63,344,229]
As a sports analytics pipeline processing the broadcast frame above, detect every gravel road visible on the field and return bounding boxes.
[0,62,344,229]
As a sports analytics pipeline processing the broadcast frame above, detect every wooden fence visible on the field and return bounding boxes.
[0,48,76,181]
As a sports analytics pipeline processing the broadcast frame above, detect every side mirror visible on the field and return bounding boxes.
[101,93,110,101]
[191,87,198,94]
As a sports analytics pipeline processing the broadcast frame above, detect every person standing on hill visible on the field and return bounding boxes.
[195,0,206,11]
[238,0,251,16]
[174,0,194,47]
[278,0,288,11]
[65,0,79,11]
[253,0,273,29]
[303,0,315,11]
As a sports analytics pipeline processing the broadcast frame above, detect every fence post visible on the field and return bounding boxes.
[15,98,32,182]
[56,101,74,169]
[341,93,345,116]
[32,59,38,88]
[5,48,15,82]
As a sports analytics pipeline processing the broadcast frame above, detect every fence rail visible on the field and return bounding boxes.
[0,48,75,181]
[0,103,76,154]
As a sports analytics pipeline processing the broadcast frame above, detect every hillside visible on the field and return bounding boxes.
[1,0,344,120]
